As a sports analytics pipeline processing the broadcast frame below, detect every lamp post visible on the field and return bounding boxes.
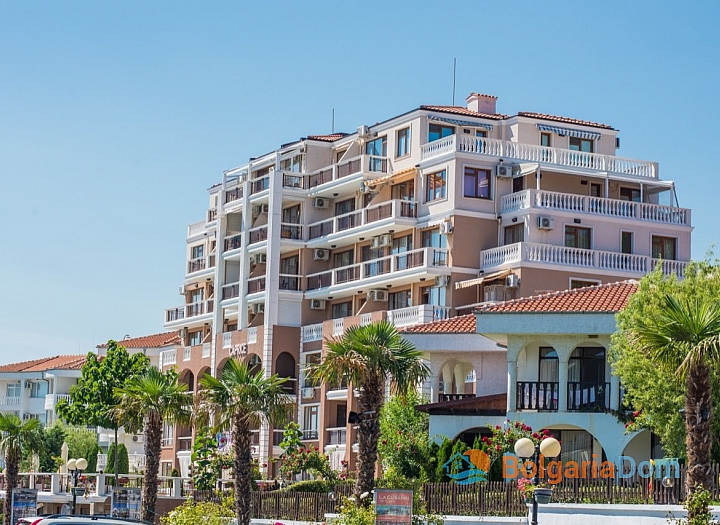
[514,437,561,525]
[67,457,88,515]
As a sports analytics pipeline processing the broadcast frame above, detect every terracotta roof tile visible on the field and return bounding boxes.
[517,111,614,130]
[467,92,498,100]
[479,280,638,314]
[403,314,477,334]
[306,133,348,142]
[97,332,179,349]
[0,355,87,373]
[420,105,508,120]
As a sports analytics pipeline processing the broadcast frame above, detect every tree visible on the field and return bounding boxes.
[56,341,149,485]
[116,443,129,474]
[106,442,117,474]
[310,320,430,499]
[38,424,65,472]
[198,359,290,525]
[612,261,720,516]
[0,414,44,525]
[114,367,192,523]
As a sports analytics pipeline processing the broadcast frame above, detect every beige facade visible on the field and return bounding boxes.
[159,92,692,476]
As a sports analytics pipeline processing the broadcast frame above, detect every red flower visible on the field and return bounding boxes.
[633,410,641,418]
[382,440,387,445]
[262,463,267,468]
[496,445,501,451]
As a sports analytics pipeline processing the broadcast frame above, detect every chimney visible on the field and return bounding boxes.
[466,92,497,115]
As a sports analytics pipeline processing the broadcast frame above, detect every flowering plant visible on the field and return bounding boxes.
[279,446,337,481]
[517,477,535,498]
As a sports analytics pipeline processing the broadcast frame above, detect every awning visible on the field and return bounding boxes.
[366,166,418,187]
[455,270,511,290]
[517,162,538,176]
[429,114,494,131]
[537,124,601,141]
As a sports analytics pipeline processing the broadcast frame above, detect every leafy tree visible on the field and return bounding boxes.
[0,414,44,525]
[191,429,231,490]
[106,442,117,474]
[310,320,429,500]
[435,439,453,482]
[114,367,192,523]
[612,261,720,512]
[278,421,303,454]
[279,445,336,481]
[63,425,100,466]
[198,359,290,525]
[377,390,436,481]
[86,442,101,474]
[38,424,65,472]
[116,443,129,474]
[56,341,149,485]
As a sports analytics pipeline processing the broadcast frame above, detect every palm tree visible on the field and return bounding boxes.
[310,320,429,499]
[198,358,290,525]
[0,414,43,525]
[632,294,720,509]
[113,367,191,523]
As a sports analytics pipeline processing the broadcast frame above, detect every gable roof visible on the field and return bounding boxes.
[0,355,87,373]
[478,280,638,314]
[516,111,614,130]
[97,332,179,349]
[420,105,508,120]
[403,314,476,334]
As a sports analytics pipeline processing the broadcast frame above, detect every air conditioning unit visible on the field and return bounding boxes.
[506,274,520,288]
[537,216,555,230]
[313,248,330,261]
[132,435,140,442]
[309,299,326,310]
[435,276,450,288]
[24,381,32,389]
[313,197,330,209]
[357,125,369,137]
[496,164,513,178]
[368,290,389,302]
[484,284,508,303]
[251,303,265,314]
[179,286,185,295]
[251,253,267,264]
[371,234,392,249]
[301,387,315,399]
[179,327,188,339]
[439,221,454,235]
[359,181,377,194]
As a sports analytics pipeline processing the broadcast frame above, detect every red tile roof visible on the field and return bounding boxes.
[306,133,348,142]
[405,281,638,334]
[420,105,508,120]
[97,332,179,349]
[0,355,87,373]
[479,280,637,314]
[467,92,498,100]
[517,111,614,130]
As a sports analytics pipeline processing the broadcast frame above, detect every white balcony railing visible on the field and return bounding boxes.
[247,327,258,344]
[307,154,389,189]
[165,300,214,323]
[160,349,177,367]
[308,199,416,240]
[332,319,344,336]
[326,427,347,445]
[387,304,451,328]
[0,396,21,407]
[306,247,448,291]
[302,323,324,343]
[44,393,71,410]
[480,242,687,278]
[187,220,205,236]
[501,189,690,226]
[203,343,211,358]
[183,347,191,361]
[223,332,232,349]
[421,134,658,179]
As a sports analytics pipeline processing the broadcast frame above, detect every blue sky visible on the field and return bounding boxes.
[1,1,718,363]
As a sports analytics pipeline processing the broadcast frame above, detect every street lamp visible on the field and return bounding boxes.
[67,457,88,514]
[514,437,561,525]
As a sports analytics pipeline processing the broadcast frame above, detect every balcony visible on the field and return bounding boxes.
[44,393,71,411]
[326,427,347,446]
[308,199,417,241]
[306,246,448,293]
[280,223,303,240]
[501,189,690,226]
[224,186,243,204]
[224,234,242,252]
[421,134,658,179]
[249,226,268,245]
[187,255,215,275]
[250,175,270,196]
[222,283,239,300]
[481,242,686,278]
[283,173,305,189]
[279,275,300,291]
[302,323,323,343]
[567,382,611,412]
[307,155,388,192]
[165,300,214,323]
[160,349,176,367]
[301,429,319,440]
[0,396,21,409]
[516,381,559,411]
[248,277,266,294]
[207,209,217,223]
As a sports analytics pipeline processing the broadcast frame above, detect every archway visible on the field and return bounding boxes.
[275,352,297,394]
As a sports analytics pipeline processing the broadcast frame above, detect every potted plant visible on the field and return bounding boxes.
[517,478,535,503]
[533,486,553,504]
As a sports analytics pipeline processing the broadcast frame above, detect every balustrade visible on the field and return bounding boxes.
[516,381,559,411]
[567,382,611,412]
[224,234,242,251]
[308,198,416,239]
[222,283,239,300]
[302,323,323,342]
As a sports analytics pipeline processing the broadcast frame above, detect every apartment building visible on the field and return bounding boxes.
[0,355,85,427]
[160,92,691,476]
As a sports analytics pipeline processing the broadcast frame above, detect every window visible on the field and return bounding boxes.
[621,231,633,254]
[362,245,388,277]
[30,382,48,399]
[388,290,411,310]
[189,330,203,346]
[463,128,487,137]
[302,405,319,438]
[652,236,677,260]
[539,347,559,383]
[421,285,446,306]
[428,123,454,142]
[564,225,592,249]
[590,183,602,198]
[513,176,524,193]
[396,127,410,157]
[504,224,524,245]
[392,180,414,201]
[191,245,204,259]
[303,354,321,388]
[540,132,552,147]
[334,250,354,268]
[162,423,174,446]
[335,198,357,231]
[463,167,491,199]
[425,170,447,201]
[570,279,601,289]
[7,383,20,398]
[280,255,298,275]
[282,204,301,223]
[569,347,606,383]
[366,136,387,172]
[422,228,447,249]
[280,153,304,172]
[620,187,641,202]
[569,137,593,152]
[332,301,352,319]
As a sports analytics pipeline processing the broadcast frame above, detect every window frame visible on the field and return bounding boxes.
[621,231,633,254]
[569,278,601,290]
[564,225,592,250]
[651,235,677,260]
[428,123,455,142]
[569,137,594,152]
[504,223,525,245]
[396,127,410,158]
[425,169,447,202]
[463,166,491,199]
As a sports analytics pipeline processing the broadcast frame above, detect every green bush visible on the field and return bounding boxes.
[117,443,129,474]
[106,443,116,473]
[283,479,333,493]
[160,497,234,525]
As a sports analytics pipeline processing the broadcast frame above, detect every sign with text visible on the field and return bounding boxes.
[111,487,142,520]
[11,489,38,525]
[374,489,412,525]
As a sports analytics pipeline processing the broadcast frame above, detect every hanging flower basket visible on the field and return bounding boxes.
[533,487,553,504]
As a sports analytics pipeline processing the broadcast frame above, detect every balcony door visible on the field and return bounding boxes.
[568,347,607,410]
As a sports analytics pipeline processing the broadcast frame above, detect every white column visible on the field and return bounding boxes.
[558,358,568,412]
[507,360,517,412]
[611,375,621,411]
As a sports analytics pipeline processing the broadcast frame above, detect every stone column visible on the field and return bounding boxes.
[507,360,517,412]
[558,358,569,412]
